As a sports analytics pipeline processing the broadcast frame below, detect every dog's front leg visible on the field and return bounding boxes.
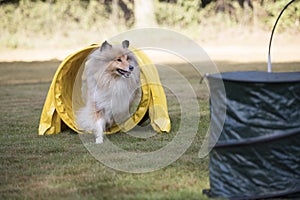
[95,108,105,144]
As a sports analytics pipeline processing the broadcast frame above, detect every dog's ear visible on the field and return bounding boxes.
[100,41,112,51]
[122,40,129,49]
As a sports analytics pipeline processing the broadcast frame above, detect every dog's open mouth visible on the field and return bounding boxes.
[117,68,131,78]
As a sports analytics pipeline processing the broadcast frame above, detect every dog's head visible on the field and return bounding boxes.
[99,40,138,79]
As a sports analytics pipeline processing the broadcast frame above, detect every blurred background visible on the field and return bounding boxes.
[0,0,300,62]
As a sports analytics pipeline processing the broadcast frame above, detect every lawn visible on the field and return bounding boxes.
[0,60,299,199]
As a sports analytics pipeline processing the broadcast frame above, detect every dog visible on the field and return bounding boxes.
[76,40,141,144]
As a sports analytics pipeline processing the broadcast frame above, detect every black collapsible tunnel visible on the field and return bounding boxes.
[204,1,300,199]
[204,71,300,199]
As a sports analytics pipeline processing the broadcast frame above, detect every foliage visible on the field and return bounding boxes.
[0,0,130,49]
[0,0,299,49]
[155,0,300,31]
[260,0,300,32]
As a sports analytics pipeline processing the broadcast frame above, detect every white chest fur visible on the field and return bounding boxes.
[93,75,140,125]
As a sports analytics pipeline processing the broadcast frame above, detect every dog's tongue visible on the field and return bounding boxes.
[117,68,131,78]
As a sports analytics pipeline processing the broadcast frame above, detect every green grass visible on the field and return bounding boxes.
[0,61,299,199]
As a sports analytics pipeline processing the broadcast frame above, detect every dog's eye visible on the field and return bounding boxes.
[116,58,122,62]
[127,57,130,61]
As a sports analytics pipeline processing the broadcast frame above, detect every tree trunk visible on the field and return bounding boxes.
[111,0,119,23]
[134,0,157,27]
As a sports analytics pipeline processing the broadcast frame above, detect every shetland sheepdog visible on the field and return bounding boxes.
[76,40,141,144]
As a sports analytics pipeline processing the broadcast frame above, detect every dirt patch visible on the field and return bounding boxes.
[1,31,299,63]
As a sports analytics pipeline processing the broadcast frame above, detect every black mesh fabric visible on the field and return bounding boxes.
[205,71,300,199]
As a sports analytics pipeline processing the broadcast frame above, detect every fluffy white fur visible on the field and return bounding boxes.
[76,40,141,144]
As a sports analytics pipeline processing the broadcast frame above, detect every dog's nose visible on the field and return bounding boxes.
[129,65,134,71]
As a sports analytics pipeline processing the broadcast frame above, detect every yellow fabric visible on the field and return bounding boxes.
[137,50,171,133]
[38,45,171,135]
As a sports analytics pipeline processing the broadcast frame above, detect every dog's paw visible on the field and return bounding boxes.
[95,136,103,144]
[95,118,105,144]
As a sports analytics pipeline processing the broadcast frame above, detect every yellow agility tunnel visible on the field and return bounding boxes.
[38,44,171,135]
